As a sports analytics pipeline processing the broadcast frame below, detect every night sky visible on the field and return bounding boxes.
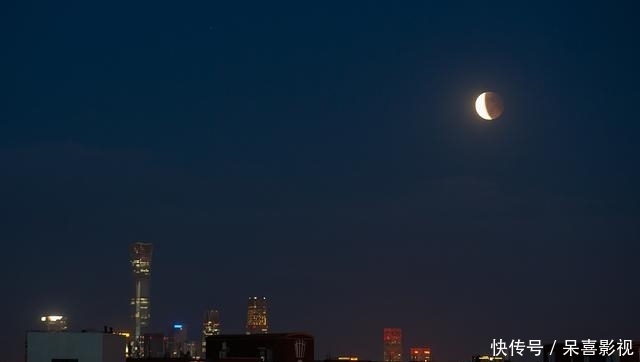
[2,1,640,362]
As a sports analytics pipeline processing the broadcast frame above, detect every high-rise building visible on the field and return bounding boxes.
[383,328,402,362]
[168,324,188,357]
[202,309,221,356]
[130,242,153,357]
[245,296,268,334]
[410,348,431,362]
[39,315,68,331]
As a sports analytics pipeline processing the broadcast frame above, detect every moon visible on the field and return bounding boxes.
[475,92,503,120]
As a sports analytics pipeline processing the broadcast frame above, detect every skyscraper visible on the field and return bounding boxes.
[130,242,153,356]
[245,296,268,334]
[202,309,221,356]
[383,328,402,362]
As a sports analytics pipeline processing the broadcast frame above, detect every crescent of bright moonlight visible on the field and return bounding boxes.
[475,91,503,120]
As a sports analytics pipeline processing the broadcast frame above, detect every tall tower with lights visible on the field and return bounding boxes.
[383,328,403,362]
[245,296,268,334]
[130,242,153,356]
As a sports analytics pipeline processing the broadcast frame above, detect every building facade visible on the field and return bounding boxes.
[184,341,200,359]
[143,333,165,358]
[383,328,402,362]
[410,348,431,362]
[246,297,268,335]
[130,242,153,357]
[205,333,314,362]
[26,331,125,362]
[203,310,222,356]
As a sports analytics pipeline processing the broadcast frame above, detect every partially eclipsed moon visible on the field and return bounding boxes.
[475,92,503,120]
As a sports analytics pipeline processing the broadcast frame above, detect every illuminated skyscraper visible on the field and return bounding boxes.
[39,315,68,331]
[383,328,402,362]
[245,296,268,334]
[410,348,431,362]
[130,242,153,356]
[202,309,221,356]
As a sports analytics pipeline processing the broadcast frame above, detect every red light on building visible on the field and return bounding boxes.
[410,348,431,362]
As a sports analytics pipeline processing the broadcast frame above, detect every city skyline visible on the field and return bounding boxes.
[3,1,639,362]
[28,242,435,361]
[31,292,440,362]
[21,238,640,361]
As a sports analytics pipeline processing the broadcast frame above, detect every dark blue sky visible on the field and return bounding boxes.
[2,1,639,361]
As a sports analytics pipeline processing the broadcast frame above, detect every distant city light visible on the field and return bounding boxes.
[39,315,68,331]
[174,324,183,329]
